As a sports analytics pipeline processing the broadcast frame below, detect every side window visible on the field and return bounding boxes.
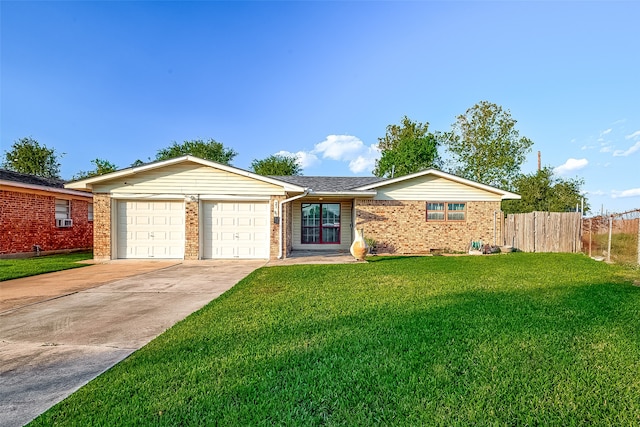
[426,202,445,221]
[55,199,71,220]
[88,203,94,221]
[426,202,466,222]
[55,199,73,227]
[447,203,466,221]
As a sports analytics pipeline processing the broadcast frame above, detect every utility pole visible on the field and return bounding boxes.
[538,151,541,171]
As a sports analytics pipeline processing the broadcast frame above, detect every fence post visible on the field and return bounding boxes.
[637,218,640,265]
[589,218,593,258]
[607,215,613,263]
[533,211,537,253]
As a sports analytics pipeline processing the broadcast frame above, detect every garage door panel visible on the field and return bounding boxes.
[254,217,268,227]
[153,217,167,226]
[237,218,253,226]
[220,232,236,242]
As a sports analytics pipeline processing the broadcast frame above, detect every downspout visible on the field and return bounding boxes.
[278,188,310,259]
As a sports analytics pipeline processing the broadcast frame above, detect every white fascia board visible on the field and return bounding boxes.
[110,193,270,201]
[110,193,188,200]
[1,180,93,198]
[354,169,521,199]
[198,195,272,201]
[64,155,307,192]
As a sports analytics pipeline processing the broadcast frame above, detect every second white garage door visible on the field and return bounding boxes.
[203,201,269,259]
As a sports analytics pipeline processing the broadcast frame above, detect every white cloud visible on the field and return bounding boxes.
[586,190,606,196]
[276,134,380,174]
[612,140,640,157]
[599,146,612,153]
[612,188,640,199]
[313,135,365,161]
[348,145,380,173]
[554,158,588,175]
[275,150,319,169]
[625,130,640,140]
[600,128,612,137]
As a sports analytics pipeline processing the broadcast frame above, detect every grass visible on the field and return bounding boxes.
[0,251,93,281]
[32,253,640,426]
[587,232,639,265]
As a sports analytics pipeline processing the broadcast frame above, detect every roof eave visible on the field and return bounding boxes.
[307,190,377,198]
[355,169,521,199]
[64,155,307,192]
[2,180,93,198]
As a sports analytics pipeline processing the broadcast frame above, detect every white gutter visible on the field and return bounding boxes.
[278,188,310,259]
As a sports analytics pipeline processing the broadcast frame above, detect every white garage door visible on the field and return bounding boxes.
[203,201,269,259]
[117,200,185,259]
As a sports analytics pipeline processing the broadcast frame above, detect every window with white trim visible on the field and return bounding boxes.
[426,202,466,222]
[88,203,94,221]
[55,199,71,220]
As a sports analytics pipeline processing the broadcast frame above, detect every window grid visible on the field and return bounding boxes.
[55,199,71,220]
[302,203,341,244]
[426,202,466,222]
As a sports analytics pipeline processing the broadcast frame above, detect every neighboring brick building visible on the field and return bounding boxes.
[0,169,93,257]
[65,156,519,261]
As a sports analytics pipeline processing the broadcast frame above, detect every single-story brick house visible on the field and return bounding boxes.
[65,155,519,261]
[1,169,93,257]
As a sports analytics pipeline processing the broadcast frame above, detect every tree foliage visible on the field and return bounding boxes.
[251,154,302,176]
[444,101,533,190]
[502,167,588,214]
[72,158,118,180]
[373,116,441,178]
[155,138,238,165]
[2,137,61,178]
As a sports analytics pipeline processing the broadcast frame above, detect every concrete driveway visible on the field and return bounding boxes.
[0,260,265,427]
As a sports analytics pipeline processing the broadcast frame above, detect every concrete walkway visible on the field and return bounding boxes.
[0,260,265,427]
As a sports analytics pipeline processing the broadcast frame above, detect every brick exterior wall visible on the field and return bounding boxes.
[184,200,199,260]
[354,199,502,254]
[93,193,112,261]
[0,188,93,256]
[270,195,287,259]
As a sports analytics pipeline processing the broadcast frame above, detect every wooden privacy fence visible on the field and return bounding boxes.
[504,211,582,253]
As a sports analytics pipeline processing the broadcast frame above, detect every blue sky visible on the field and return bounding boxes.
[1,1,638,214]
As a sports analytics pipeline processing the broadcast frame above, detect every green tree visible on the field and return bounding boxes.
[2,137,61,178]
[373,116,441,178]
[502,167,588,214]
[251,154,302,176]
[155,138,237,165]
[72,158,118,180]
[444,101,533,190]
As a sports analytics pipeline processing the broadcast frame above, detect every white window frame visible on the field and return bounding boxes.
[88,203,94,221]
[55,199,71,220]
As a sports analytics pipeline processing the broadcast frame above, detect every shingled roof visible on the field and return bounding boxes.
[0,169,65,189]
[269,176,385,192]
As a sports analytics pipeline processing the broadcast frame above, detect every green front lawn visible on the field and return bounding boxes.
[33,254,640,426]
[0,251,93,282]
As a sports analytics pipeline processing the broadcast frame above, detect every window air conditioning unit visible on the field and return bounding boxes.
[56,218,73,227]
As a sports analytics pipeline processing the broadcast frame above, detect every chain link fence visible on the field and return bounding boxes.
[583,209,640,266]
